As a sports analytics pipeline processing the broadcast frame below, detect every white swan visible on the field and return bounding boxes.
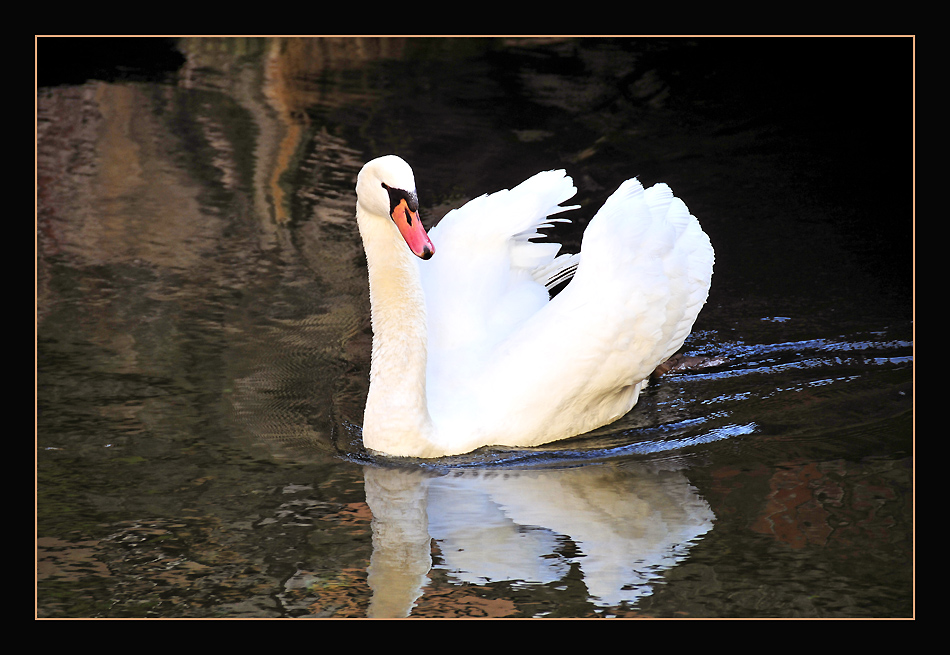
[355,155,714,458]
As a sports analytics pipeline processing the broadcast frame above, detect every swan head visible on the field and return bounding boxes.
[357,155,435,260]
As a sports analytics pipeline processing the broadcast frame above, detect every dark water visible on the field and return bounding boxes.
[36,37,913,618]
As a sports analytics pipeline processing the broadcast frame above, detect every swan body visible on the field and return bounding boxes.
[355,155,714,458]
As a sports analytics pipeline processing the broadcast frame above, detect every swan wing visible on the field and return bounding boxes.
[421,170,579,369]
[448,177,714,448]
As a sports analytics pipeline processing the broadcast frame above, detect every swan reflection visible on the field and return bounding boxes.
[365,460,714,617]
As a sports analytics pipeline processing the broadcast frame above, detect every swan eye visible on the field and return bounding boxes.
[381,182,419,215]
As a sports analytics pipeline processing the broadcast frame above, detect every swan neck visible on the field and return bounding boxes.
[357,205,437,456]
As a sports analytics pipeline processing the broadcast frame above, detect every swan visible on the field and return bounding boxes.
[355,155,714,458]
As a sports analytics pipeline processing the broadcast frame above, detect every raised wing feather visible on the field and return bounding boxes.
[421,170,579,360]
[442,176,713,447]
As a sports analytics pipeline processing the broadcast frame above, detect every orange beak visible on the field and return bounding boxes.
[391,198,435,260]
